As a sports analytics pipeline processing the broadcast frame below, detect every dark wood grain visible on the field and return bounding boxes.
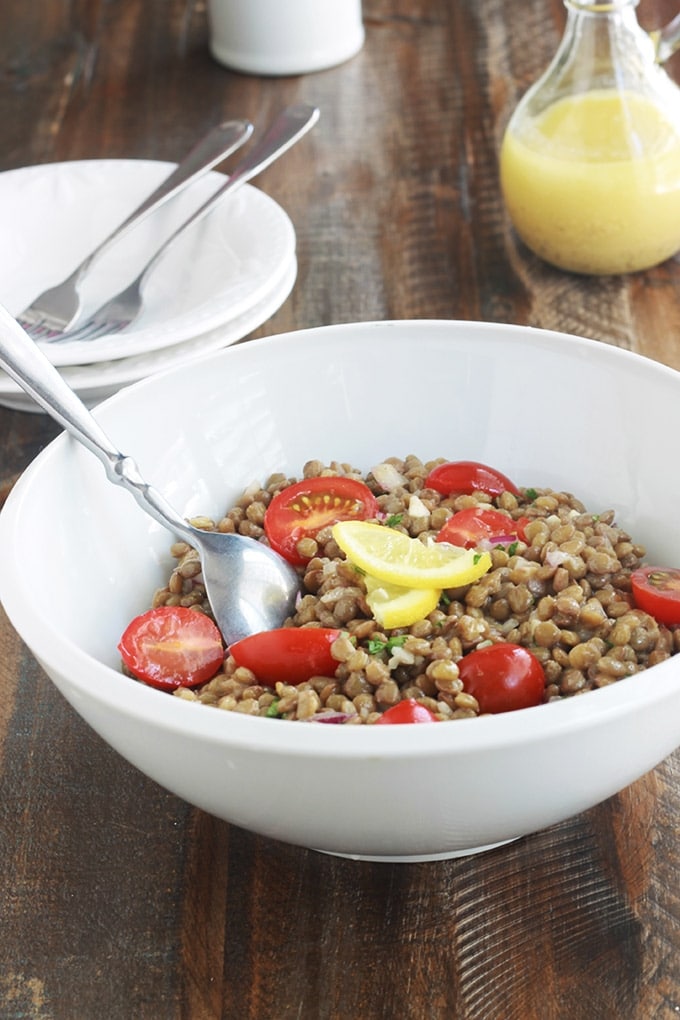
[1,1,679,1017]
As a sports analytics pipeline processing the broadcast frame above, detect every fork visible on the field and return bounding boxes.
[18,118,254,339]
[44,104,319,346]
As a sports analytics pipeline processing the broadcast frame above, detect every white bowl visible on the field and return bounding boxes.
[2,320,680,862]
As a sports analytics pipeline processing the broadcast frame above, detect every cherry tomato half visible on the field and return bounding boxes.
[457,643,545,714]
[264,476,379,565]
[374,699,439,724]
[425,460,520,497]
[229,627,341,686]
[118,606,224,691]
[437,507,529,549]
[631,566,680,627]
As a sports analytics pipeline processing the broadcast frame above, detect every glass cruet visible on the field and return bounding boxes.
[500,0,680,275]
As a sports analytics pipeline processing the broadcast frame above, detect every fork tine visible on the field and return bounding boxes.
[17,314,45,333]
[18,314,74,341]
[52,319,127,344]
[50,321,104,344]
[19,320,50,340]
[85,321,128,340]
[19,317,71,342]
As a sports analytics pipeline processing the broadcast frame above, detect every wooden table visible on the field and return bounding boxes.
[1,1,679,1016]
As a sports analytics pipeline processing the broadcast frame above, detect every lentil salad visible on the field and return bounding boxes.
[128,456,680,723]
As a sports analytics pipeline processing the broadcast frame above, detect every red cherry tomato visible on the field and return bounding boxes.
[437,507,529,549]
[425,460,520,497]
[264,476,379,565]
[229,627,341,686]
[631,566,680,627]
[118,606,224,691]
[374,698,439,724]
[457,643,545,714]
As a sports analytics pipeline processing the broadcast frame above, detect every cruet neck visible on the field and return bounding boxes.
[506,0,680,125]
[564,0,638,10]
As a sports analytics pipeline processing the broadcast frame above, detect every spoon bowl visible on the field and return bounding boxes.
[0,303,300,644]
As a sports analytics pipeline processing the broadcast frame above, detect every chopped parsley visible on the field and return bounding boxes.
[266,700,281,718]
[525,487,538,501]
[385,513,403,528]
[367,634,408,655]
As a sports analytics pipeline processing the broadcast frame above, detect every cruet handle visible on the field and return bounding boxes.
[651,13,680,63]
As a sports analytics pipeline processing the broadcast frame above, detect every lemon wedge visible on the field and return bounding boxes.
[333,520,492,589]
[364,575,441,629]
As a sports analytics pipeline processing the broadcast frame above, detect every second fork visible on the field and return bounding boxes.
[46,104,319,346]
[19,119,253,339]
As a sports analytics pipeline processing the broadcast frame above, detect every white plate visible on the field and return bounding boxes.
[0,256,297,412]
[0,159,296,367]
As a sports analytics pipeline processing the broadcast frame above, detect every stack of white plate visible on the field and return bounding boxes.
[0,159,298,412]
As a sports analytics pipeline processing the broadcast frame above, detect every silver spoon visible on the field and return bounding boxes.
[0,303,301,645]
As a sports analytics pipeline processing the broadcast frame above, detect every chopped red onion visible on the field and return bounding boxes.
[308,711,355,724]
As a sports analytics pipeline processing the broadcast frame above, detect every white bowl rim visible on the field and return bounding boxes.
[3,318,680,760]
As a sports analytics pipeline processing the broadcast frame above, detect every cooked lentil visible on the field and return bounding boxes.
[147,456,680,722]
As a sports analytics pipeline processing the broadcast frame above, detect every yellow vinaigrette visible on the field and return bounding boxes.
[333,520,492,627]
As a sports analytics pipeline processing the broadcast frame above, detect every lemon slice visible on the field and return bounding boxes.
[333,520,492,589]
[364,575,441,629]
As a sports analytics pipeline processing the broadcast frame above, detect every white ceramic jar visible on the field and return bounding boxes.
[207,0,364,76]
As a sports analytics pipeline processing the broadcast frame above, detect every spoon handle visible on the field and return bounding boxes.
[0,303,194,541]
